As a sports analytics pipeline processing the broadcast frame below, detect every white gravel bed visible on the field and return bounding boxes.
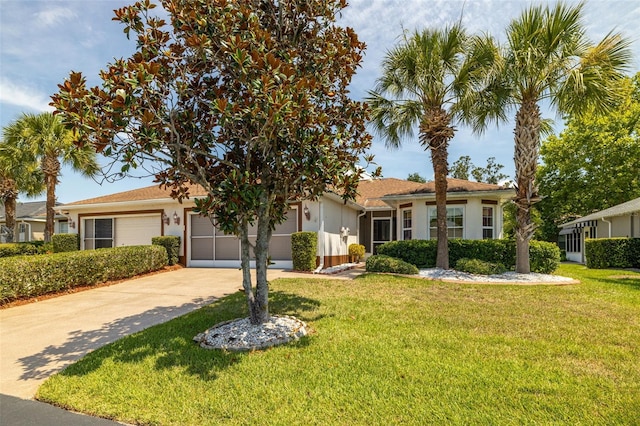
[194,315,308,352]
[419,268,577,284]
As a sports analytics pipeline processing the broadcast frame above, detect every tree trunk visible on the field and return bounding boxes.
[1,177,18,243]
[431,140,449,269]
[421,108,453,270]
[252,205,271,325]
[42,155,60,243]
[513,98,542,274]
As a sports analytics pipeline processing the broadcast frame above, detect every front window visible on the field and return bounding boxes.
[482,206,494,239]
[566,231,581,253]
[59,220,69,234]
[402,210,412,240]
[429,206,464,239]
[84,218,113,249]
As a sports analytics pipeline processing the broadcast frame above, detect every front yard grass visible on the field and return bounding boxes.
[37,264,640,425]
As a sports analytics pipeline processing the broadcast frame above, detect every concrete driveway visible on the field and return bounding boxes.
[0,267,357,400]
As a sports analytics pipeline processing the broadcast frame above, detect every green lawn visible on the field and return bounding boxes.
[37,264,640,425]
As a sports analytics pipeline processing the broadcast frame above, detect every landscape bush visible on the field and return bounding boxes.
[291,231,317,271]
[377,239,559,273]
[0,245,168,304]
[455,258,507,275]
[585,238,639,269]
[52,234,80,253]
[0,242,43,258]
[152,236,181,265]
[365,254,419,275]
[348,243,365,263]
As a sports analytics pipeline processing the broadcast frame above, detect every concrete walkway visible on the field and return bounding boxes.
[0,267,357,401]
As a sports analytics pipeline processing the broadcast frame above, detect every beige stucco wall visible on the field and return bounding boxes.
[301,197,359,259]
[63,200,190,256]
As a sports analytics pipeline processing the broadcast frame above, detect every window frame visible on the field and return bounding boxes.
[482,206,494,239]
[428,206,464,240]
[401,209,412,240]
[83,218,114,249]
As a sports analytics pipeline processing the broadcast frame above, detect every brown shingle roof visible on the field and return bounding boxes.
[389,178,509,196]
[64,183,208,206]
[355,178,424,208]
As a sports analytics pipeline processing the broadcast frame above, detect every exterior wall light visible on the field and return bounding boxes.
[303,205,310,220]
[173,211,180,225]
[162,212,170,226]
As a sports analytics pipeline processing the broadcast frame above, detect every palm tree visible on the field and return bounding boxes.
[475,2,632,273]
[3,113,99,242]
[0,134,44,243]
[367,25,499,269]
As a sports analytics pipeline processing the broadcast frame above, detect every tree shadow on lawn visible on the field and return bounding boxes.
[601,276,640,290]
[30,290,321,384]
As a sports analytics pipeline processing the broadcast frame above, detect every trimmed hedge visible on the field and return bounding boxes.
[152,236,181,265]
[455,258,507,275]
[0,242,45,258]
[585,238,640,269]
[291,231,317,271]
[365,255,419,275]
[52,234,79,253]
[377,239,560,273]
[0,245,168,304]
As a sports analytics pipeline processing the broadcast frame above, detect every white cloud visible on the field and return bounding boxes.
[35,7,77,27]
[0,78,54,113]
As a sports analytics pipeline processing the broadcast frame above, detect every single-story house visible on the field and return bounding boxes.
[59,178,514,269]
[0,201,68,243]
[559,197,640,263]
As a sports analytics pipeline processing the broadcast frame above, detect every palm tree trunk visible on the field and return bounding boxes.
[513,98,541,273]
[431,141,449,269]
[1,178,18,243]
[421,108,453,270]
[42,155,60,243]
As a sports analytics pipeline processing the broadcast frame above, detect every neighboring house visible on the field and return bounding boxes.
[0,201,68,243]
[559,197,640,263]
[59,178,514,269]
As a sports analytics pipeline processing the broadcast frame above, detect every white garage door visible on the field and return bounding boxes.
[115,215,162,247]
[189,209,296,268]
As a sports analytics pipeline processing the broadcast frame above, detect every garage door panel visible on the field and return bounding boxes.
[269,235,292,260]
[215,236,240,260]
[115,216,161,247]
[191,238,214,260]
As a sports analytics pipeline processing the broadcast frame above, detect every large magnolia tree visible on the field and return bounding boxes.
[52,0,375,324]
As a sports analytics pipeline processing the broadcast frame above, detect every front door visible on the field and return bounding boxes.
[372,218,391,254]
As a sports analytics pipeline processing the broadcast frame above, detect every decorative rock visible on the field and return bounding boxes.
[193,315,308,352]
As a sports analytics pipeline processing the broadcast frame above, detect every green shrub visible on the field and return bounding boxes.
[585,238,638,269]
[630,238,640,268]
[377,239,559,273]
[348,244,365,262]
[0,243,39,258]
[529,240,561,274]
[455,258,507,275]
[0,245,168,304]
[52,234,79,253]
[152,236,181,265]
[291,232,317,271]
[377,240,437,268]
[365,255,419,275]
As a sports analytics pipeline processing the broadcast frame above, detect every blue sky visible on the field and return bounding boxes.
[2,0,639,203]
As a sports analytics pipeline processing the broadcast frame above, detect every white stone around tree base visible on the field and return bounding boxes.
[193,315,308,352]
